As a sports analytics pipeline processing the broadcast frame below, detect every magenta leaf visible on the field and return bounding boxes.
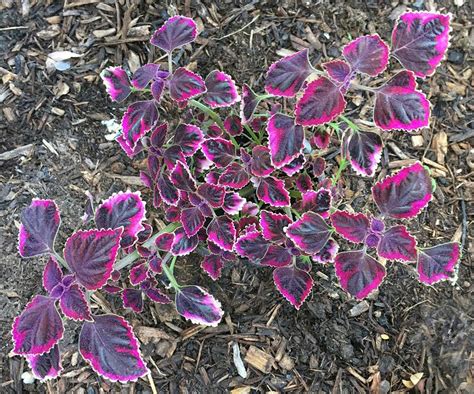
[260,210,292,243]
[26,345,62,381]
[265,49,312,97]
[273,266,313,310]
[170,161,197,192]
[201,137,235,168]
[150,122,168,148]
[257,176,290,207]
[137,223,153,244]
[235,230,270,260]
[117,134,144,159]
[330,210,370,243]
[377,225,417,262]
[150,15,197,52]
[222,192,246,215]
[311,128,331,150]
[342,34,389,76]
[312,238,339,264]
[295,76,346,126]
[100,67,131,102]
[372,162,432,219]
[312,157,326,177]
[169,67,206,102]
[218,163,250,189]
[260,245,292,267]
[346,130,383,177]
[197,183,226,208]
[95,191,146,248]
[121,100,159,151]
[201,254,224,280]
[131,63,161,90]
[157,174,180,206]
[300,188,331,217]
[250,145,274,177]
[417,242,460,285]
[151,79,165,102]
[12,295,63,355]
[79,314,149,382]
[149,256,163,274]
[43,256,63,293]
[129,262,149,285]
[64,228,122,290]
[173,124,204,157]
[155,233,174,251]
[295,174,313,193]
[59,284,92,321]
[224,115,243,137]
[391,12,451,78]
[240,84,261,124]
[374,70,430,131]
[323,60,351,83]
[122,289,143,313]
[171,227,199,256]
[335,251,386,299]
[207,216,236,251]
[19,199,60,258]
[163,145,186,171]
[181,206,205,237]
[204,70,240,108]
[145,287,171,304]
[175,286,223,326]
[286,212,331,255]
[267,113,304,169]
[281,154,305,176]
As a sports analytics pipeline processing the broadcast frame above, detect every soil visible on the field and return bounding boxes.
[0,1,473,393]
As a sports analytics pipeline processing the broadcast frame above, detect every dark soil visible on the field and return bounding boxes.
[1,1,472,393]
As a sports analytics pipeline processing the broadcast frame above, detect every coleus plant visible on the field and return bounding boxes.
[13,12,460,383]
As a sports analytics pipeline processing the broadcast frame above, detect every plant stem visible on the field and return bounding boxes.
[332,157,349,185]
[189,100,224,129]
[161,258,180,291]
[244,124,260,144]
[168,52,173,73]
[256,93,273,100]
[350,82,375,93]
[339,115,359,131]
[169,255,177,273]
[52,251,69,270]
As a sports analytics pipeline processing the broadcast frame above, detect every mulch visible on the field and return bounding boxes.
[0,0,473,392]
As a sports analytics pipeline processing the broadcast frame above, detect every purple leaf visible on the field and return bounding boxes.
[257,176,290,207]
[312,238,339,264]
[95,191,146,248]
[342,34,389,76]
[175,286,223,326]
[330,210,370,243]
[346,130,383,177]
[116,134,144,159]
[170,161,197,192]
[300,188,331,217]
[373,70,430,131]
[163,143,186,169]
[377,225,417,262]
[391,12,451,78]
[265,49,312,97]
[372,162,432,219]
[12,295,63,355]
[201,254,224,280]
[260,210,292,243]
[235,230,270,260]
[267,113,304,169]
[295,76,346,126]
[312,157,326,177]
[335,251,386,299]
[145,287,171,304]
[64,228,122,290]
[100,67,131,102]
[207,216,236,251]
[129,262,149,285]
[157,174,180,206]
[149,256,163,273]
[222,192,246,215]
[224,115,243,136]
[197,183,226,208]
[417,242,460,285]
[201,137,235,168]
[286,212,331,254]
[240,84,261,124]
[151,79,165,102]
[26,344,62,381]
[323,60,352,83]
[43,256,63,293]
[273,266,313,310]
[281,154,306,176]
[171,227,199,256]
[260,245,292,267]
[173,124,204,157]
[250,145,274,177]
[155,233,174,251]
[137,223,153,244]
[122,288,143,313]
[295,174,313,193]
[19,199,60,258]
[204,70,240,108]
[181,206,205,237]
[121,100,159,151]
[150,15,197,52]
[311,128,331,150]
[218,163,250,189]
[59,284,92,321]
[131,63,161,90]
[79,314,149,382]
[150,122,168,148]
[169,67,206,102]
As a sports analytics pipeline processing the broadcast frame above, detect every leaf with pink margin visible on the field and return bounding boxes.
[265,49,312,97]
[131,63,161,89]
[43,256,63,293]
[295,174,313,193]
[175,286,223,326]
[377,225,417,262]
[260,245,292,267]
[330,210,370,243]
[260,210,292,243]
[373,70,430,131]
[121,100,159,151]
[204,70,240,108]
[145,287,171,304]
[100,67,131,102]
[346,130,383,177]
[169,67,206,102]
[26,344,62,381]
[312,157,326,177]
[300,188,331,217]
[342,35,389,76]
[286,212,331,255]
[323,60,351,83]
[207,216,236,251]
[151,79,165,102]
[122,289,143,313]
[224,115,243,136]
[235,230,270,260]
[281,154,306,177]
[155,233,174,251]
[64,228,122,290]
[267,113,304,169]
[312,238,339,264]
[137,223,153,244]
[173,123,204,157]
[222,192,246,215]
[273,266,313,310]
[95,191,145,248]
[171,227,199,256]
[116,134,144,159]
[150,15,197,53]
[129,262,149,285]
[250,145,274,177]
[197,183,226,208]
[59,284,92,321]
[170,161,197,192]
[391,12,451,78]
[311,128,331,150]
[148,256,163,273]
[201,254,224,280]
[157,174,180,206]
[218,163,250,189]
[257,177,290,207]
[417,242,460,285]
[201,137,235,168]
[372,162,432,219]
[181,206,205,237]
[335,251,386,299]
[165,206,180,222]
[150,122,168,148]
[19,199,60,258]
[295,77,346,126]
[79,314,149,382]
[240,84,261,124]
[12,295,63,355]
[163,145,186,170]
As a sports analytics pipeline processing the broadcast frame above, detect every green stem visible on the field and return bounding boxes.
[168,52,173,73]
[189,99,224,129]
[332,157,349,186]
[52,251,69,270]
[161,259,180,291]
[169,255,177,273]
[244,124,260,144]
[256,93,273,100]
[339,115,359,131]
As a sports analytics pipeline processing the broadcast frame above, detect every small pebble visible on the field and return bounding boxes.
[448,49,464,65]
